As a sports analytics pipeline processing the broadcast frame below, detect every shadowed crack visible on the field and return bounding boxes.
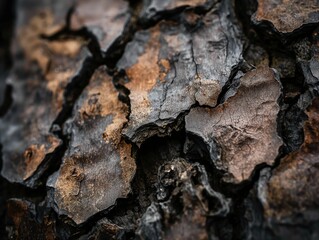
[0,85,12,117]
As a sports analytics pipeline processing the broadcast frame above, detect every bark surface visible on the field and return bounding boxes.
[1,0,319,239]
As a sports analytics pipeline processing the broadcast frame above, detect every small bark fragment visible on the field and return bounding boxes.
[71,0,130,52]
[254,0,319,33]
[186,67,283,183]
[49,67,136,225]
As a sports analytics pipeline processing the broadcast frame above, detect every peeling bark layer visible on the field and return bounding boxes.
[49,67,136,225]
[118,0,243,144]
[186,67,282,183]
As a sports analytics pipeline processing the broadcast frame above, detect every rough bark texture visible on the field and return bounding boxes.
[1,0,319,239]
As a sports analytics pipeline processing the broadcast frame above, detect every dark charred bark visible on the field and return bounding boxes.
[1,0,319,239]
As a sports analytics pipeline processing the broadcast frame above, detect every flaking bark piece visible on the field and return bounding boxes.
[0,0,88,187]
[254,0,319,33]
[49,67,136,225]
[260,97,319,220]
[79,219,124,240]
[70,0,130,53]
[137,158,230,239]
[140,0,214,21]
[117,0,243,145]
[185,67,283,183]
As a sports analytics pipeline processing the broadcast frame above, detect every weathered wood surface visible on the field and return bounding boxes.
[1,0,319,239]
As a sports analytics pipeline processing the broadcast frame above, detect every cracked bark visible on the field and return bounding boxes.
[1,0,319,239]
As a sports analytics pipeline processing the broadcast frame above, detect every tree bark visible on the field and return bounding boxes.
[1,0,319,239]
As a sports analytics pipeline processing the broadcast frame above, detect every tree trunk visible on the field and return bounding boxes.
[1,0,319,239]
